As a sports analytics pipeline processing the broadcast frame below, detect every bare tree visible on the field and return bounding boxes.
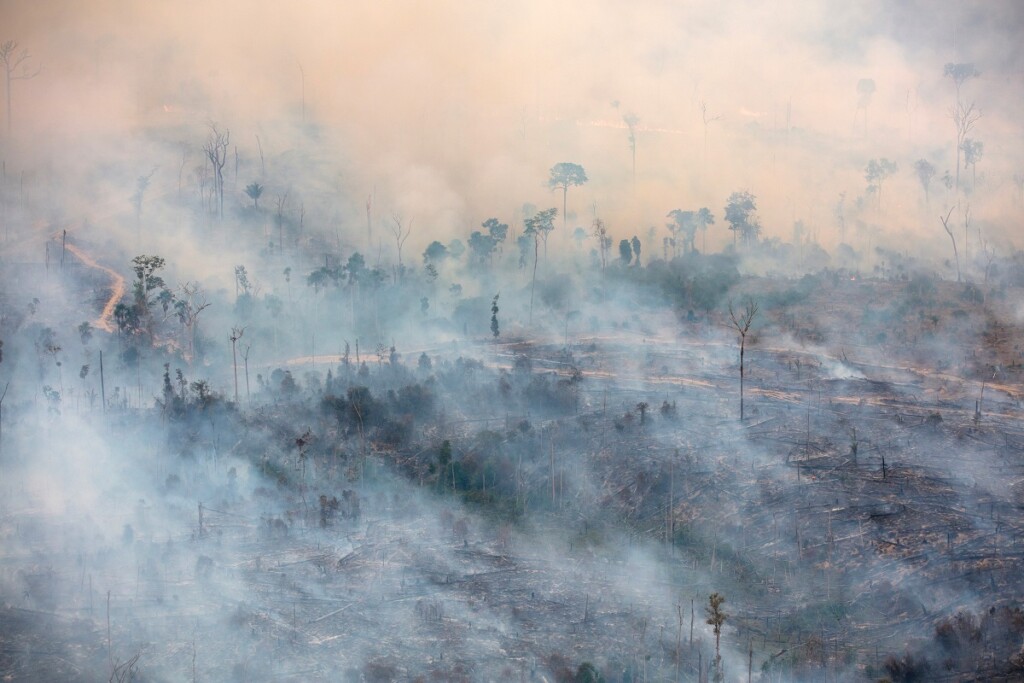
[728,300,759,420]
[203,125,230,219]
[950,101,980,193]
[173,282,211,364]
[0,40,40,137]
[939,206,960,282]
[623,112,639,190]
[700,100,722,163]
[229,327,245,404]
[391,213,412,283]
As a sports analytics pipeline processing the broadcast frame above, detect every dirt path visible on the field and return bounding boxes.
[61,240,126,333]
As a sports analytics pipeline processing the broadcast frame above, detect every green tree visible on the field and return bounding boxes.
[618,239,632,265]
[697,207,715,253]
[244,182,264,209]
[865,158,898,211]
[961,138,983,192]
[724,192,759,246]
[490,293,500,339]
[706,592,727,683]
[524,209,557,323]
[913,159,936,204]
[548,163,587,230]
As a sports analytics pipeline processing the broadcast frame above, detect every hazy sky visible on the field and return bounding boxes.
[4,0,1023,254]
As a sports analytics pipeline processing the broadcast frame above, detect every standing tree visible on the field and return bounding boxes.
[865,158,898,211]
[391,213,412,283]
[618,239,632,265]
[913,159,936,205]
[0,40,40,137]
[944,62,979,107]
[944,63,980,194]
[700,100,721,164]
[697,207,715,253]
[524,208,557,322]
[482,217,508,248]
[667,209,698,255]
[951,101,981,194]
[524,207,557,260]
[548,163,587,231]
[630,235,641,265]
[728,300,758,420]
[706,593,727,683]
[203,125,230,219]
[490,293,500,339]
[724,191,759,246]
[244,182,264,209]
[229,326,244,404]
[960,138,983,192]
[939,206,960,282]
[174,282,210,365]
[591,218,610,269]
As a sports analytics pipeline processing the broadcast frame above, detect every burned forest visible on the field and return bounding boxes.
[2,2,1024,682]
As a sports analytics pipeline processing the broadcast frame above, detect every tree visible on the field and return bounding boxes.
[203,125,230,219]
[482,217,508,245]
[229,327,244,404]
[728,300,758,420]
[630,235,641,265]
[131,255,169,341]
[173,282,210,364]
[523,208,557,323]
[697,208,715,253]
[548,163,587,231]
[0,40,40,137]
[667,209,698,255]
[950,101,981,193]
[490,293,500,339]
[939,206,960,282]
[391,213,412,282]
[960,138,983,192]
[524,207,557,260]
[244,182,264,209]
[591,218,610,269]
[865,158,898,211]
[468,230,497,266]
[913,159,936,204]
[423,240,448,265]
[724,191,759,246]
[706,593,727,683]
[944,62,979,105]
[618,239,632,265]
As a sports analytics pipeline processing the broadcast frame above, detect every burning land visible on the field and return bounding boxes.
[3,2,1024,680]
[2,261,1024,682]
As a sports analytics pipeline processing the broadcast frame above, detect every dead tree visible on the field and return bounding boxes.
[728,299,759,420]
[940,206,960,282]
[174,282,210,364]
[391,213,412,283]
[0,40,40,137]
[950,101,981,194]
[203,125,230,219]
[229,326,244,404]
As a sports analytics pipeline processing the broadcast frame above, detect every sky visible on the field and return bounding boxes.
[2,0,1023,261]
